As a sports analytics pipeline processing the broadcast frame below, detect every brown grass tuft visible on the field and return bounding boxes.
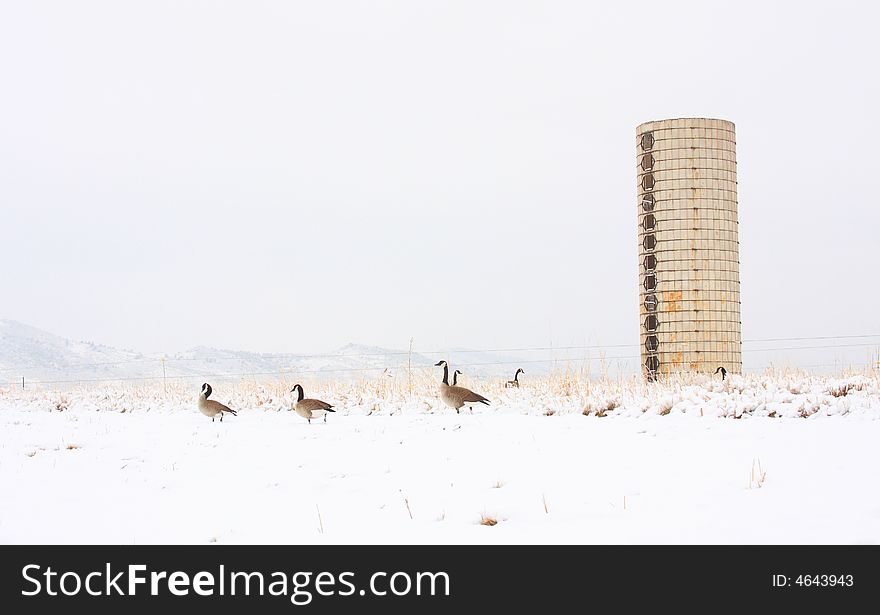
[479,514,498,527]
[828,383,864,398]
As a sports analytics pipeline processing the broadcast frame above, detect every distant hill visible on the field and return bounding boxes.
[0,320,525,386]
[0,319,155,384]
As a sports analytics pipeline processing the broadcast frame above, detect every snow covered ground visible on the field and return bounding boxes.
[1,371,879,544]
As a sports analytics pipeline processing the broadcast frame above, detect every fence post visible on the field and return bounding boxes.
[22,376,25,389]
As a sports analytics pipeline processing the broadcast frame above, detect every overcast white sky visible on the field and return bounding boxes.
[1,1,877,368]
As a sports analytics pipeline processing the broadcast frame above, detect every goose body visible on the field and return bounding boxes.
[505,368,524,388]
[435,361,489,413]
[291,384,336,423]
[198,383,237,422]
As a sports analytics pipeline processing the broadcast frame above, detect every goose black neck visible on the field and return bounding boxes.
[296,386,304,401]
[515,370,521,382]
[441,364,449,385]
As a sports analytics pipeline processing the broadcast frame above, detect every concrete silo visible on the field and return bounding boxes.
[637,118,742,379]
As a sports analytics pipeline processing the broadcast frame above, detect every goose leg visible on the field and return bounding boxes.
[308,418,311,424]
[212,416,215,422]
[324,414,327,423]
[220,413,223,422]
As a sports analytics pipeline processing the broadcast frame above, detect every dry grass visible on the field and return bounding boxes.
[479,513,498,527]
[584,397,620,417]
[798,402,821,418]
[400,490,413,519]
[828,382,864,398]
[316,504,324,534]
[3,365,877,420]
[749,458,767,489]
[66,443,80,450]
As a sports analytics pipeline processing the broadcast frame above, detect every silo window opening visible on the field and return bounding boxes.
[643,273,657,292]
[645,355,660,373]
[641,194,655,211]
[644,294,658,311]
[645,336,659,352]
[641,153,654,171]
[644,314,659,332]
[643,214,656,231]
[641,132,654,151]
[643,254,657,271]
[643,234,656,250]
[641,173,655,190]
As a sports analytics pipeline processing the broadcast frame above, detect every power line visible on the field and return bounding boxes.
[3,341,878,387]
[1,332,878,373]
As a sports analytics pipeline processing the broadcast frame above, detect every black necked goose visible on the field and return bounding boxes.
[198,383,237,422]
[434,360,489,414]
[291,384,336,424]
[505,368,524,388]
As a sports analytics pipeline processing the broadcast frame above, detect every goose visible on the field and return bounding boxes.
[714,366,727,381]
[452,369,463,386]
[198,383,237,422]
[505,368,524,388]
[291,384,336,424]
[434,360,489,414]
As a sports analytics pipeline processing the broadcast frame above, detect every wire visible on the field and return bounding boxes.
[3,342,878,387]
[2,332,878,373]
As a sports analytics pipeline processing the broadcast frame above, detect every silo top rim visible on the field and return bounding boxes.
[637,117,735,133]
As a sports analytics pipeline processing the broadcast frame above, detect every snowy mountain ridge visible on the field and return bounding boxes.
[0,320,522,384]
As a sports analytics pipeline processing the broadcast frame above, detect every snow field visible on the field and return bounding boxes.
[1,370,878,544]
